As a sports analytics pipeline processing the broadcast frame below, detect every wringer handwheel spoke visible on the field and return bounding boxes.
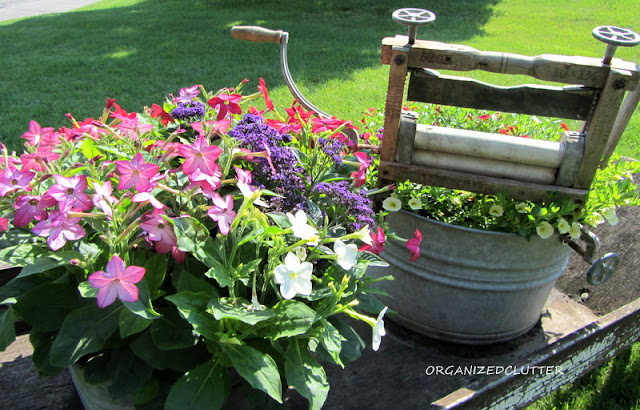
[391,8,435,44]
[592,25,640,64]
[587,253,621,285]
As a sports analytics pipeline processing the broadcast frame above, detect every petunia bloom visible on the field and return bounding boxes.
[405,229,422,262]
[88,255,146,308]
[382,196,402,212]
[407,197,422,211]
[207,193,236,235]
[601,207,619,225]
[273,252,313,299]
[350,152,370,188]
[536,221,554,239]
[557,218,571,235]
[115,153,159,192]
[489,204,504,217]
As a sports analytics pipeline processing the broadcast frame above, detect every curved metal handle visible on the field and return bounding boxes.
[587,253,620,285]
[231,26,285,44]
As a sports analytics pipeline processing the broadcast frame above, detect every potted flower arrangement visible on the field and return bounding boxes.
[359,104,640,344]
[0,80,415,408]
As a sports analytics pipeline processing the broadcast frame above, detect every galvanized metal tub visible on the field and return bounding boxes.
[368,210,572,344]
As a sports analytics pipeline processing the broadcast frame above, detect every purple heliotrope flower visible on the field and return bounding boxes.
[115,153,159,192]
[171,101,205,121]
[32,210,85,250]
[313,180,374,231]
[88,255,146,308]
[47,174,93,211]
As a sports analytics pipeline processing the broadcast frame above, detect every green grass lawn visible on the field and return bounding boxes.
[1,0,640,408]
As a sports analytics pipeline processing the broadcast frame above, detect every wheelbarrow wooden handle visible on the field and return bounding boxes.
[231,26,284,44]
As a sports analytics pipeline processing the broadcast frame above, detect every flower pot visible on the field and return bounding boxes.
[68,364,134,410]
[368,210,572,344]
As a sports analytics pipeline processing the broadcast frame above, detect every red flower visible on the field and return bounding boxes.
[207,94,242,120]
[405,229,422,262]
[359,227,385,255]
[150,104,172,126]
[258,78,274,111]
[350,152,370,187]
[478,114,491,121]
[560,122,570,131]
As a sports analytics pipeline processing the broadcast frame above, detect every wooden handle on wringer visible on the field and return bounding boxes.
[231,26,284,44]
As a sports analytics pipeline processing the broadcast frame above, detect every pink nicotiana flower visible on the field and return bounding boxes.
[14,194,57,227]
[32,210,85,251]
[92,181,118,217]
[22,120,55,147]
[131,191,166,210]
[139,210,177,253]
[207,193,236,235]
[0,166,35,197]
[0,218,8,232]
[115,152,160,192]
[20,150,60,172]
[88,254,146,308]
[116,117,155,140]
[350,152,371,188]
[174,85,200,103]
[405,229,423,262]
[189,119,231,138]
[47,174,93,211]
[179,136,222,176]
[207,94,242,120]
[188,167,222,196]
[359,227,385,255]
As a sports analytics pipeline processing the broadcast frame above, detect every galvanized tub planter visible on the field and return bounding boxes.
[368,210,572,344]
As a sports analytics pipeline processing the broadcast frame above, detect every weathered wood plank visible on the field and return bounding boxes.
[382,36,640,89]
[436,298,640,409]
[407,69,597,120]
[574,69,631,188]
[377,160,588,202]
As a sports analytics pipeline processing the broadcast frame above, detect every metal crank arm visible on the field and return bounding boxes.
[565,227,620,285]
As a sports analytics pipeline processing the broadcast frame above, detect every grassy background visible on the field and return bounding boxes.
[1,0,640,408]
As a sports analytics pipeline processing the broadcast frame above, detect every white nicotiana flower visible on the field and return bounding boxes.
[382,196,402,212]
[273,252,313,300]
[489,204,504,217]
[601,207,619,226]
[372,306,388,351]
[515,202,529,213]
[557,218,571,234]
[287,210,319,245]
[408,197,423,211]
[569,222,581,240]
[293,246,307,262]
[536,221,554,239]
[334,239,358,270]
[353,225,372,245]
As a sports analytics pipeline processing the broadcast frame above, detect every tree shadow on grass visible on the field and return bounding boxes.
[0,0,498,150]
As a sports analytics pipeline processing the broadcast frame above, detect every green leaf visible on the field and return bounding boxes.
[49,303,122,367]
[329,316,365,365]
[150,307,198,350]
[0,274,46,305]
[172,216,211,254]
[30,330,65,376]
[0,306,16,351]
[130,329,207,372]
[136,251,168,292]
[252,300,317,339]
[0,243,45,267]
[266,212,292,229]
[18,251,83,278]
[165,361,228,410]
[233,258,263,281]
[357,250,389,267]
[173,269,219,297]
[317,319,345,367]
[80,138,101,160]
[284,339,329,410]
[122,279,161,320]
[208,297,274,325]
[119,307,152,338]
[15,282,81,332]
[166,291,219,340]
[78,281,98,298]
[106,347,153,401]
[224,344,283,403]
